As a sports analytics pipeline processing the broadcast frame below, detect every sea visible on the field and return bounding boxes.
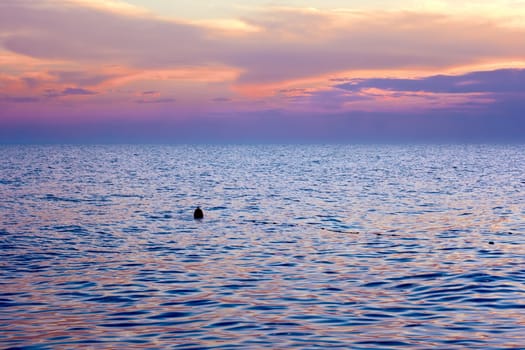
[1,144,524,349]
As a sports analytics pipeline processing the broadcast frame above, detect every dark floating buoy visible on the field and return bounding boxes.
[489,241,494,245]
[193,207,204,220]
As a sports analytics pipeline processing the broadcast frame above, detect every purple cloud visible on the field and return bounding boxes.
[43,89,60,98]
[335,69,525,94]
[61,87,97,96]
[41,88,97,98]
[22,77,39,89]
[3,96,40,103]
[212,97,231,102]
[135,98,176,104]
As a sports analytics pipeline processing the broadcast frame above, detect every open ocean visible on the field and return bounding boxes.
[1,144,524,349]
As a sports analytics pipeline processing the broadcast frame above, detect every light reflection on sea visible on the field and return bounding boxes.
[0,144,524,349]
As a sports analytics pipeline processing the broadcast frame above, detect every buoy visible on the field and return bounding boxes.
[194,207,203,220]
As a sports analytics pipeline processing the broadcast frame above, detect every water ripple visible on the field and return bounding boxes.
[0,144,524,349]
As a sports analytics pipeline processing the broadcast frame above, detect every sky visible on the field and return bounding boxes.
[1,0,525,143]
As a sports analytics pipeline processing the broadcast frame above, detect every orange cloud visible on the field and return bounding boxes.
[2,1,525,87]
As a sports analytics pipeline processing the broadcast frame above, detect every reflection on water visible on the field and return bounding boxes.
[1,145,524,348]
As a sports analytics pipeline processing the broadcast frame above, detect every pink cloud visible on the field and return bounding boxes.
[1,2,525,87]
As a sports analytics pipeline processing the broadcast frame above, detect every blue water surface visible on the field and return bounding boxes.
[0,145,524,349]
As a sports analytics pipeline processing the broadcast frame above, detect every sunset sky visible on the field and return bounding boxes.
[1,0,524,143]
